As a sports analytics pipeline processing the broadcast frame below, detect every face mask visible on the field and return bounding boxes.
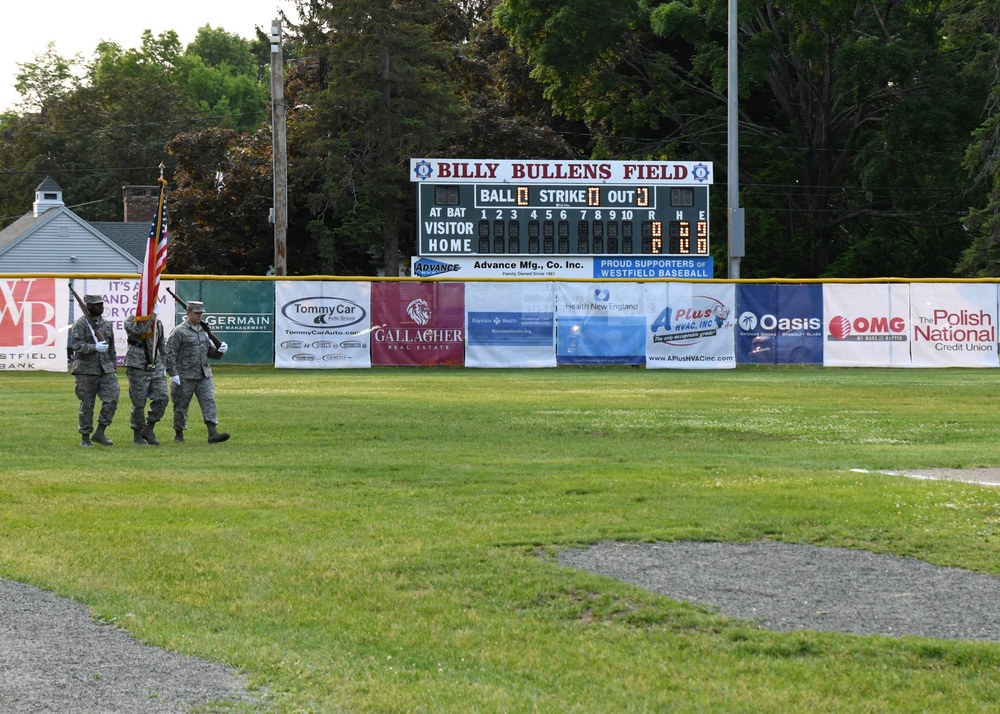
[89,305,104,317]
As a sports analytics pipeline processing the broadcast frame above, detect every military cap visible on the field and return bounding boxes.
[84,294,104,304]
[186,300,206,313]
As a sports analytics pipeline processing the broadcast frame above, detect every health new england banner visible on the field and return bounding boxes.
[909,283,998,368]
[274,281,372,368]
[371,282,465,366]
[823,283,910,367]
[644,282,736,369]
[0,277,69,372]
[465,282,556,368]
[556,282,645,365]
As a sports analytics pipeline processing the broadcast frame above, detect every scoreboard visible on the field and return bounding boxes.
[411,158,712,258]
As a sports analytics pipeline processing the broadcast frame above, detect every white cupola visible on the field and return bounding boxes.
[33,176,65,216]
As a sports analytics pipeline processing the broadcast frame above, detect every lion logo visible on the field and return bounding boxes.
[406,298,432,325]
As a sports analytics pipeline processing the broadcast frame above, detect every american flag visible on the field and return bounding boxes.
[135,177,168,323]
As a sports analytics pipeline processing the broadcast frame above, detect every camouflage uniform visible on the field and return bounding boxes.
[70,300,119,438]
[165,315,221,431]
[124,315,168,436]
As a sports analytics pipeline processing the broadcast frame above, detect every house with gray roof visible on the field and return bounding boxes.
[0,178,148,274]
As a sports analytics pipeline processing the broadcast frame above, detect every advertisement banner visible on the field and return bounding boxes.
[645,282,736,369]
[465,282,556,368]
[371,282,465,366]
[556,282,646,365]
[736,284,823,364]
[173,280,274,365]
[823,284,911,367]
[274,281,371,368]
[0,277,69,372]
[909,283,998,368]
[410,256,713,280]
[75,277,176,367]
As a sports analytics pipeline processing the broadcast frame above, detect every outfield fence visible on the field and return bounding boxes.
[2,275,999,370]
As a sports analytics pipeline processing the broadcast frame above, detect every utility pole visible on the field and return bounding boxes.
[727,0,744,279]
[270,18,288,276]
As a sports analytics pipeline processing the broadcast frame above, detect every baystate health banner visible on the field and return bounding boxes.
[909,283,998,368]
[274,281,372,368]
[371,282,465,366]
[0,277,69,372]
[465,282,556,368]
[823,283,911,367]
[556,282,646,365]
[645,282,736,369]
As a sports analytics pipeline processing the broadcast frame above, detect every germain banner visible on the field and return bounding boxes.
[0,277,69,372]
[175,280,274,365]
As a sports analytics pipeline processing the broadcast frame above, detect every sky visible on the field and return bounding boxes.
[2,0,296,113]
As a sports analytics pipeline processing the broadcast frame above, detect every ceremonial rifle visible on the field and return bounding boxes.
[165,287,224,359]
[70,287,104,346]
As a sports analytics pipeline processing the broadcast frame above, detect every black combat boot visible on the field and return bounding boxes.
[92,424,114,446]
[207,422,230,444]
[132,428,145,446]
[174,429,185,443]
[81,434,93,448]
[142,421,161,446]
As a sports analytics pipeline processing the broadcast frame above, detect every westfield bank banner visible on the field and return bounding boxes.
[0,277,69,372]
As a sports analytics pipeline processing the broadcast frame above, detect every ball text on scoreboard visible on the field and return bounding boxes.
[411,158,712,257]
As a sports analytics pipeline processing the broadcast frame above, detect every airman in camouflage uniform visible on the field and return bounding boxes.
[165,301,230,443]
[71,294,119,447]
[124,313,168,446]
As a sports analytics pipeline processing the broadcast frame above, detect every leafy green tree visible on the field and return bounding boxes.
[495,0,988,278]
[289,0,471,276]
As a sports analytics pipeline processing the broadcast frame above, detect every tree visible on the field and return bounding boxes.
[495,0,988,277]
[288,0,471,276]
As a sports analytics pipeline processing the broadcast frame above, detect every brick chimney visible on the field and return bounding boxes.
[122,185,161,223]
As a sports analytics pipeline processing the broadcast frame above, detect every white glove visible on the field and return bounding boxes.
[170,375,181,386]
[218,342,229,354]
[94,341,109,353]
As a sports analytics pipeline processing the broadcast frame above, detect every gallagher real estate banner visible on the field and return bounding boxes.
[371,282,465,366]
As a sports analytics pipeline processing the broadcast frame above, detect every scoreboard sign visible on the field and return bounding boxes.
[411,158,712,258]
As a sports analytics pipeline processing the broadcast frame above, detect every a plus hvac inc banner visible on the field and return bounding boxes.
[556,282,646,365]
[823,283,911,367]
[909,283,998,367]
[644,282,736,369]
[274,281,372,368]
[0,277,69,372]
[74,278,177,367]
[465,282,556,368]
[371,282,465,366]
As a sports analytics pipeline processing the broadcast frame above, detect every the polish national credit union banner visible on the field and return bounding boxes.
[909,283,998,368]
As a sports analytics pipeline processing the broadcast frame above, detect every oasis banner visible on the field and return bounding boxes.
[274,281,371,368]
[909,283,998,368]
[0,277,69,372]
[556,282,645,365]
[371,282,465,366]
[74,277,176,367]
[823,283,911,367]
[736,284,823,364]
[465,282,556,368]
[644,282,736,369]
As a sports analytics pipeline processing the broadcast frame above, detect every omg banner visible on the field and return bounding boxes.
[0,277,70,372]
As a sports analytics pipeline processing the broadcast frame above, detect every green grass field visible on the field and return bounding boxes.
[3,366,1000,712]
